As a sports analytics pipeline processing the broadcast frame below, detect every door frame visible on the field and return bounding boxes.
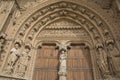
[31,41,97,80]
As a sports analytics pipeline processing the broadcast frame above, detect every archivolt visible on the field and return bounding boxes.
[13,0,115,47]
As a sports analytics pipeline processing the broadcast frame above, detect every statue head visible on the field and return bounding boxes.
[14,39,22,49]
[25,47,31,53]
[0,38,5,44]
[108,43,114,50]
[106,39,114,50]
[14,43,21,49]
[25,43,31,53]
[61,50,65,54]
[0,33,7,44]
[96,43,104,52]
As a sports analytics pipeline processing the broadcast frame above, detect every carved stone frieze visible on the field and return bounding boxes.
[37,19,90,41]
[23,9,103,42]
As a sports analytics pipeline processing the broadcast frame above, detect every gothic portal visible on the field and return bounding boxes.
[0,0,120,80]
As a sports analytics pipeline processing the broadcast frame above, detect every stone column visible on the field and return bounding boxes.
[58,44,67,80]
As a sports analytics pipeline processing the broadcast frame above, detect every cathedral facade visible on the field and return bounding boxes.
[0,0,120,80]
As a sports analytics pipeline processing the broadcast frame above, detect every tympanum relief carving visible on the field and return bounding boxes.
[37,19,90,41]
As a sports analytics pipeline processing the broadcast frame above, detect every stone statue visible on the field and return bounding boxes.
[7,40,22,74]
[58,43,68,80]
[0,33,7,66]
[96,43,110,78]
[0,33,6,67]
[58,50,67,80]
[17,44,31,77]
[106,39,120,76]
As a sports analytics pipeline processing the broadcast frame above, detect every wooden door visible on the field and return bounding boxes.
[33,44,59,80]
[33,44,93,80]
[67,45,93,80]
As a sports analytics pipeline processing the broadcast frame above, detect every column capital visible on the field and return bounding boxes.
[57,43,69,52]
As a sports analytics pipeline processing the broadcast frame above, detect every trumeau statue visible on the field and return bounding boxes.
[58,43,67,80]
[58,50,67,80]
[106,39,120,76]
[6,40,22,74]
[16,44,31,77]
[96,43,110,79]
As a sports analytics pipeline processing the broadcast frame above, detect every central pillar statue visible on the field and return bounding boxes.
[58,44,68,80]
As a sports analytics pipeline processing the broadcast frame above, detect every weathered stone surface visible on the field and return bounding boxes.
[0,0,120,80]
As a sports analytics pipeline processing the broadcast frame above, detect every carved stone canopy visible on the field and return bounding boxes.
[106,39,114,45]
[24,43,32,50]
[96,43,104,49]
[14,39,22,47]
[0,33,7,39]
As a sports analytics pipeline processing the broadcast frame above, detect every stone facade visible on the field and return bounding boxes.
[0,0,120,80]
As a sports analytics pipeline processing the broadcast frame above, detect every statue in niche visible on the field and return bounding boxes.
[16,44,31,77]
[58,50,67,80]
[6,40,22,74]
[0,33,7,65]
[96,43,110,79]
[106,39,120,76]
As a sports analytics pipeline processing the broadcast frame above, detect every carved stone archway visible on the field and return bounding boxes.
[0,0,120,80]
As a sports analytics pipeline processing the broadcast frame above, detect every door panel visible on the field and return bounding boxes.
[67,45,93,80]
[33,45,59,80]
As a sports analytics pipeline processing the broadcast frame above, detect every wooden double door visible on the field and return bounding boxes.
[33,44,93,80]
